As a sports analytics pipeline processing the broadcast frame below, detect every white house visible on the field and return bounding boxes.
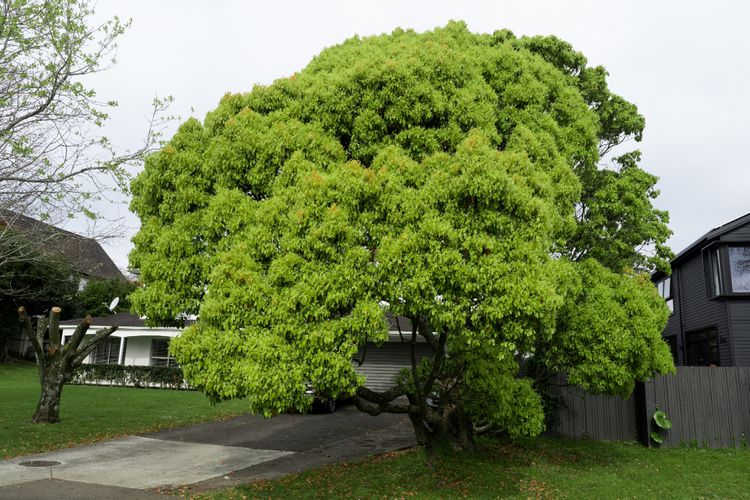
[59,312,184,367]
[58,312,431,392]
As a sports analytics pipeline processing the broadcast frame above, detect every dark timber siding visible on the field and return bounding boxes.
[720,223,750,365]
[727,302,750,366]
[671,252,732,365]
[722,223,750,242]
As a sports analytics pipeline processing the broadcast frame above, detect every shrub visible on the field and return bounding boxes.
[70,364,188,390]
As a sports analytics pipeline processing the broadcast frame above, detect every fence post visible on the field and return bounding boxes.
[635,379,656,447]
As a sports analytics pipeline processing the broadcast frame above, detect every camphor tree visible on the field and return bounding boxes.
[130,22,673,449]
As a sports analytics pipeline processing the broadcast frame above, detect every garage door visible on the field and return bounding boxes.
[353,342,433,392]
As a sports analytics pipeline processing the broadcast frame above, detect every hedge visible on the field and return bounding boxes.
[70,364,189,390]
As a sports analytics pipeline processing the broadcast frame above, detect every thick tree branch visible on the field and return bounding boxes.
[17,306,42,359]
[416,315,439,351]
[356,384,407,405]
[48,306,61,348]
[354,396,418,416]
[422,331,448,400]
[73,326,118,366]
[64,314,92,353]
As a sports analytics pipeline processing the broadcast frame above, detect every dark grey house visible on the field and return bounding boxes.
[653,213,750,367]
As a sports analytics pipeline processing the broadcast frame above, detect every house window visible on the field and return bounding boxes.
[91,337,122,365]
[727,246,750,293]
[655,277,674,313]
[708,247,724,297]
[150,339,178,367]
[685,328,720,366]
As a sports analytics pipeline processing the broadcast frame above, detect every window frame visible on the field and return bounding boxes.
[726,244,750,294]
[149,338,178,367]
[703,242,750,298]
[91,337,123,365]
[654,276,674,314]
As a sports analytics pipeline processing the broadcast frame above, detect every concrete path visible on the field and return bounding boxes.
[0,436,291,489]
[0,405,415,499]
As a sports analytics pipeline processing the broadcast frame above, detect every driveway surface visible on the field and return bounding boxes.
[0,404,415,499]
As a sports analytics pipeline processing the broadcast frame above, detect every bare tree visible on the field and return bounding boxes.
[18,306,117,423]
[0,0,170,268]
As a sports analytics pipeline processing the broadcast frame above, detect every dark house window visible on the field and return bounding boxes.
[685,328,720,366]
[655,277,674,313]
[91,337,122,365]
[150,338,178,367]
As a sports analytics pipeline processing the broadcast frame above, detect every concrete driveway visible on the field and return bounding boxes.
[0,404,415,499]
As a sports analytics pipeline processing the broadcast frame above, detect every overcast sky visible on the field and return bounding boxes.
[78,0,750,270]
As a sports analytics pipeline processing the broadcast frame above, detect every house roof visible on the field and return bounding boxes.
[672,212,750,267]
[61,311,413,331]
[386,314,413,333]
[59,312,193,328]
[0,210,124,281]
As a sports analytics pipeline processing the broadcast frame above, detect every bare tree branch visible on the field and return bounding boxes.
[17,305,42,359]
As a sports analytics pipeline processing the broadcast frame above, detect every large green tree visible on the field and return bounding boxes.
[130,23,673,449]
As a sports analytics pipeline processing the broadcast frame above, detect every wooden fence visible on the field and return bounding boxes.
[547,367,750,448]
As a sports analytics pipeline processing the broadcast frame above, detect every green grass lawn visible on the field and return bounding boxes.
[0,361,249,459]
[205,436,750,499]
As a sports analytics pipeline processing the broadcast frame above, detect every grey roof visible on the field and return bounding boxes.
[61,311,412,331]
[386,313,413,333]
[0,211,124,281]
[59,312,192,328]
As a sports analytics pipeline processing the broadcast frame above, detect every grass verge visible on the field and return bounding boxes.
[203,436,750,499]
[0,361,248,459]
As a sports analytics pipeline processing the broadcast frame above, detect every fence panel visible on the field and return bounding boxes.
[549,367,750,448]
[546,374,638,441]
[647,367,750,448]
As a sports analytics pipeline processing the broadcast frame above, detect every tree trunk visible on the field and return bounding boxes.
[32,364,66,423]
[406,406,475,453]
[17,306,117,424]
[0,336,9,363]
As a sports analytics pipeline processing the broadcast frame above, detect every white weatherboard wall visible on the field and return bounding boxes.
[58,326,428,376]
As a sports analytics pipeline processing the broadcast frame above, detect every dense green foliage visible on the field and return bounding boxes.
[0,236,78,361]
[70,364,185,389]
[130,22,673,446]
[0,362,246,458]
[206,438,750,499]
[0,235,78,308]
[71,277,137,318]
